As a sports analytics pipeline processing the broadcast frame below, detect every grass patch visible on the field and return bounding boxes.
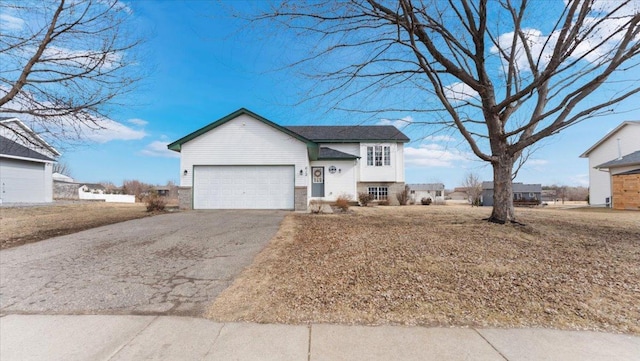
[0,201,152,249]
[208,205,640,334]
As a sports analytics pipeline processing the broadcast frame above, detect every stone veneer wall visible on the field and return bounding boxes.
[294,186,308,211]
[53,182,80,199]
[357,182,406,206]
[178,186,193,210]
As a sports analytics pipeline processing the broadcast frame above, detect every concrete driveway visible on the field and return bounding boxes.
[0,210,286,317]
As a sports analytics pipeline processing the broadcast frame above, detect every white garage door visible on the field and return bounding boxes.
[193,165,294,209]
[0,158,46,203]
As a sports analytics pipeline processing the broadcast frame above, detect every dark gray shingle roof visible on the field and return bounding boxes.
[318,147,359,160]
[286,126,409,143]
[0,135,55,162]
[615,168,640,176]
[596,150,640,169]
[482,181,541,193]
[408,183,445,191]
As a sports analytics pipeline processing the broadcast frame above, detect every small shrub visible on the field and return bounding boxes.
[378,199,390,206]
[358,192,373,206]
[421,197,432,205]
[309,199,323,214]
[396,185,410,205]
[334,194,351,212]
[145,192,167,212]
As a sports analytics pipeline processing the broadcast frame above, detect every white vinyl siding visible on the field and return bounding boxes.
[0,158,51,203]
[180,114,310,188]
[584,123,640,206]
[193,165,294,209]
[360,143,403,182]
[309,160,357,201]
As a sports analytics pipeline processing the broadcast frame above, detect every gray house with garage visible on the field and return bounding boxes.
[0,118,59,204]
[167,108,409,210]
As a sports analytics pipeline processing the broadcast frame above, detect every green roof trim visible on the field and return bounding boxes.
[167,108,316,152]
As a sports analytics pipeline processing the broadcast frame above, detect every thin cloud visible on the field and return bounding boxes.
[404,144,471,168]
[377,115,413,129]
[424,135,456,142]
[140,140,180,158]
[80,117,147,143]
[0,13,24,30]
[569,173,590,187]
[127,118,148,126]
[443,82,479,102]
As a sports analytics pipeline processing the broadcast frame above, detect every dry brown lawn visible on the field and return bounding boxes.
[0,202,152,249]
[208,204,640,334]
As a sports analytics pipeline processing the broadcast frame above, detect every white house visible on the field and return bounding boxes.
[167,108,410,210]
[579,121,640,206]
[408,183,445,204]
[0,117,60,204]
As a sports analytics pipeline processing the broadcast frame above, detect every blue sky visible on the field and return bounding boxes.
[4,1,638,189]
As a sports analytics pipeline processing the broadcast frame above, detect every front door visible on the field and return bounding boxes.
[311,167,325,197]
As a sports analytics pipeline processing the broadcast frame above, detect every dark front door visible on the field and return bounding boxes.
[311,167,325,197]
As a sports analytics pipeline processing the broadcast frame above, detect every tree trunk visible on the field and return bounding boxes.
[489,155,516,224]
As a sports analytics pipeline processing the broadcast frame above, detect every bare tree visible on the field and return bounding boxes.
[0,0,143,144]
[258,0,640,223]
[52,160,71,176]
[461,172,483,207]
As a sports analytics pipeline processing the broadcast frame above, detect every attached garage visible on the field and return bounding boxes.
[612,169,640,210]
[0,158,47,203]
[193,165,294,209]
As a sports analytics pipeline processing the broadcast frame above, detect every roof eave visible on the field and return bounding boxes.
[580,121,640,158]
[166,108,316,152]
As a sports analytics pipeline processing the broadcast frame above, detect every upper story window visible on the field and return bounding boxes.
[367,145,391,166]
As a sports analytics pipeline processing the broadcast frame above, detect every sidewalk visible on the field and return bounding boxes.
[1,315,638,361]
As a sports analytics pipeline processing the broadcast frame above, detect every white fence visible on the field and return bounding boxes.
[78,191,136,203]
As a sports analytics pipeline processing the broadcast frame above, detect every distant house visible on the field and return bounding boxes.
[407,183,445,204]
[579,121,640,206]
[0,118,60,204]
[594,150,640,210]
[481,182,542,206]
[447,187,470,202]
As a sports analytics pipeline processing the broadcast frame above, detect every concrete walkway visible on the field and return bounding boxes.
[1,315,638,361]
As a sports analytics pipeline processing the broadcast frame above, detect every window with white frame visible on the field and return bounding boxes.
[366,145,391,166]
[368,186,388,200]
[435,190,442,197]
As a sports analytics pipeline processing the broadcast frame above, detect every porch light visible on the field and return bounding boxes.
[299,169,304,176]
[183,169,188,176]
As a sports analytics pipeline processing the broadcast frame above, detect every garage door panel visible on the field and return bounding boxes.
[193,165,294,209]
[0,158,46,203]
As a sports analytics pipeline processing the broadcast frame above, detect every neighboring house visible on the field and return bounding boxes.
[0,118,60,204]
[481,182,542,206]
[593,150,640,210]
[167,108,410,210]
[53,178,135,203]
[579,121,640,206]
[408,183,445,204]
[448,187,470,202]
[541,189,557,203]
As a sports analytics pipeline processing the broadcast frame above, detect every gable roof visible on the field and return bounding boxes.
[408,183,445,191]
[167,108,411,152]
[167,108,315,152]
[317,147,359,160]
[0,118,60,157]
[0,135,56,162]
[482,181,541,193]
[595,150,640,169]
[579,121,640,158]
[285,125,409,143]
